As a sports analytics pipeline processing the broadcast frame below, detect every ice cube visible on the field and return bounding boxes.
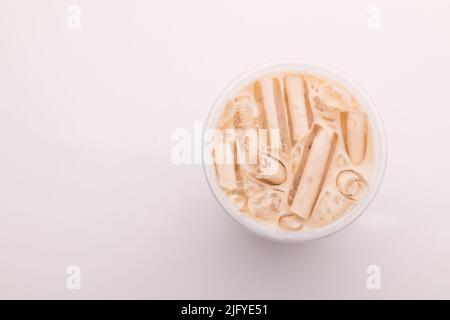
[248,191,283,218]
[279,214,303,231]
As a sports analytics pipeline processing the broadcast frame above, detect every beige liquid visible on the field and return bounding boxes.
[212,72,374,232]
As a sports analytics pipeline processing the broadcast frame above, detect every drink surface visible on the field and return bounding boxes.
[212,72,374,232]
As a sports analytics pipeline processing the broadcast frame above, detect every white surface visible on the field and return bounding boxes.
[0,0,449,299]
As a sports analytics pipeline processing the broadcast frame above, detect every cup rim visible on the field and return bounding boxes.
[202,60,387,243]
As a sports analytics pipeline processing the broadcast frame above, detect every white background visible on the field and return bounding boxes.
[0,0,449,299]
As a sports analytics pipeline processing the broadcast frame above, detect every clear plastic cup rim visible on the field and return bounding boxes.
[202,60,387,243]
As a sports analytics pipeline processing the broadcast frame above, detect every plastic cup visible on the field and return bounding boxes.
[203,60,387,243]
